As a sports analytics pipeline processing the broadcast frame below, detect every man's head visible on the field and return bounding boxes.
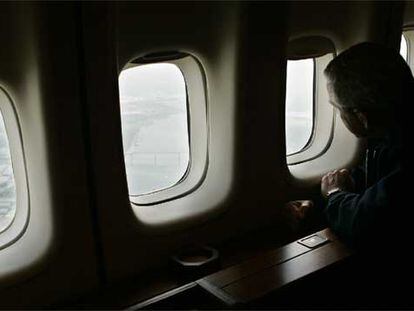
[324,42,413,138]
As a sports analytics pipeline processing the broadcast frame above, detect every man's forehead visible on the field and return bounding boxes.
[326,83,338,101]
[326,82,346,110]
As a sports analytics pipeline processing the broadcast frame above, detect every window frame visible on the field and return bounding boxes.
[287,53,335,166]
[120,54,208,206]
[0,87,29,249]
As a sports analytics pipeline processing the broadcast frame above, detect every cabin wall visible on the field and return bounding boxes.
[0,3,98,306]
[94,1,405,283]
[0,1,407,307]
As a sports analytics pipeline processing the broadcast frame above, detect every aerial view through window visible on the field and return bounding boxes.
[0,112,15,233]
[119,63,190,196]
[285,58,314,155]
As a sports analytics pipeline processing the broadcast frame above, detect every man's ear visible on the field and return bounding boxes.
[354,110,368,130]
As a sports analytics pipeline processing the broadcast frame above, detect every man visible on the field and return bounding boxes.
[283,42,412,308]
[321,42,410,251]
[319,43,414,307]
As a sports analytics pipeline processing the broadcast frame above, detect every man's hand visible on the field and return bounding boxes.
[283,200,314,231]
[321,168,355,198]
[285,200,313,220]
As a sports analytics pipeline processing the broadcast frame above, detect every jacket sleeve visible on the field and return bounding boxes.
[324,168,400,248]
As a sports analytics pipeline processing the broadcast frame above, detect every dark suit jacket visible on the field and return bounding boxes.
[324,133,403,249]
[323,132,413,307]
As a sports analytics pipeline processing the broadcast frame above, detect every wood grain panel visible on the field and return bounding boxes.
[221,242,351,303]
[202,242,310,288]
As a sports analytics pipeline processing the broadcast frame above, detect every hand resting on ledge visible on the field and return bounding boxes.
[282,200,326,238]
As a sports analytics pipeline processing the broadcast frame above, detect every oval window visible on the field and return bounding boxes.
[285,58,314,155]
[0,111,16,233]
[119,63,190,196]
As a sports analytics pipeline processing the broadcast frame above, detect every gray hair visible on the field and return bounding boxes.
[324,42,413,121]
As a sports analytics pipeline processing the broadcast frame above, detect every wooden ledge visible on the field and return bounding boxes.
[197,228,352,305]
[129,228,352,309]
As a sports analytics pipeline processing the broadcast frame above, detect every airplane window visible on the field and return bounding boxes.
[286,59,314,155]
[119,63,190,196]
[0,112,16,233]
[400,34,407,61]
